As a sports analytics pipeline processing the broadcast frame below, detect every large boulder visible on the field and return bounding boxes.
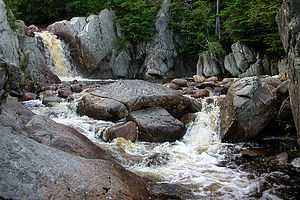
[0,125,152,199]
[0,96,111,160]
[220,77,278,142]
[91,80,201,118]
[77,93,128,121]
[129,107,186,142]
[276,0,300,136]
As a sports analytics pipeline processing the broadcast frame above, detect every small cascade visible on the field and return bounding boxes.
[27,96,257,199]
[35,31,76,78]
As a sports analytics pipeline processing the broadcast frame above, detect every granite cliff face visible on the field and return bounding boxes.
[276,0,300,136]
[46,0,195,79]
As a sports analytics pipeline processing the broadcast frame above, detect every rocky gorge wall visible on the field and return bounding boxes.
[276,0,300,138]
[0,0,60,103]
[46,0,195,79]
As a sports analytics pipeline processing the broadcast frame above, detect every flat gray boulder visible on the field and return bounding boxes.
[129,107,186,143]
[91,80,201,119]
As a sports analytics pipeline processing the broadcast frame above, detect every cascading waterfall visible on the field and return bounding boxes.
[27,95,259,199]
[35,31,76,78]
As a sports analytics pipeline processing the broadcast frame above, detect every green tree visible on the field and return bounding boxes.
[170,0,222,56]
[107,0,160,44]
[220,0,284,56]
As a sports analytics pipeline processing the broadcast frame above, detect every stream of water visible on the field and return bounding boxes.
[29,31,300,199]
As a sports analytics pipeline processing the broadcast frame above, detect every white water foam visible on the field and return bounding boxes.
[27,95,258,199]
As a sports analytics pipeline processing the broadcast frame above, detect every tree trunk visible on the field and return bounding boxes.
[215,0,221,39]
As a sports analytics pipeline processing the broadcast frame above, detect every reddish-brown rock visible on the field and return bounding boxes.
[105,121,137,142]
[22,92,35,101]
[171,78,188,87]
[58,87,72,98]
[193,75,206,83]
[166,83,182,90]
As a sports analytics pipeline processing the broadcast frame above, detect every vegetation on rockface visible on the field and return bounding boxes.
[4,0,284,58]
[170,0,284,58]
[107,0,160,44]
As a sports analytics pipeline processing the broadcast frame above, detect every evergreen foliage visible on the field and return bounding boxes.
[220,0,284,56]
[107,0,160,44]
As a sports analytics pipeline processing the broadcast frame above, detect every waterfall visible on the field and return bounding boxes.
[35,31,76,78]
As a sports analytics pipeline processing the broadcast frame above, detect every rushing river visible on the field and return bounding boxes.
[27,30,299,199]
[23,90,299,199]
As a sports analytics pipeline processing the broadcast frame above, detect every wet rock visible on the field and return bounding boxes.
[104,121,137,143]
[171,78,188,87]
[196,81,216,89]
[91,80,201,119]
[193,74,206,83]
[19,35,61,84]
[267,152,289,166]
[129,107,186,143]
[0,126,151,200]
[22,92,35,101]
[291,157,300,168]
[220,76,278,142]
[42,96,62,105]
[71,83,82,93]
[180,113,197,124]
[213,86,228,96]
[206,98,215,104]
[58,87,72,98]
[0,96,111,160]
[77,93,127,121]
[276,97,296,132]
[191,89,210,99]
[166,82,182,90]
[261,76,282,88]
[42,89,57,97]
[148,183,195,200]
[276,0,300,135]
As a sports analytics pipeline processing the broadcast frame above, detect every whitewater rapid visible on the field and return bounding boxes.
[27,94,259,199]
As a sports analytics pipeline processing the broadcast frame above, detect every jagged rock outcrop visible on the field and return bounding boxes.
[0,0,19,65]
[224,42,260,77]
[276,0,300,136]
[144,0,194,79]
[47,9,131,78]
[0,0,60,103]
[220,77,278,142]
[47,0,195,79]
[196,53,225,77]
